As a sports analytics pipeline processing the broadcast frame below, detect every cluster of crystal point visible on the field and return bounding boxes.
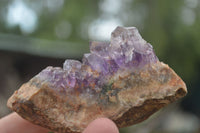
[8,26,187,133]
[37,26,158,93]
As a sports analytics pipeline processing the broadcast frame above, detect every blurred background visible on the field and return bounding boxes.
[0,0,200,132]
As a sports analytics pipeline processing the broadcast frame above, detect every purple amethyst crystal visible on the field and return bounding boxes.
[8,26,187,133]
[90,41,110,58]
[37,26,158,92]
[83,53,109,74]
[63,60,82,88]
[63,60,82,72]
[109,26,158,68]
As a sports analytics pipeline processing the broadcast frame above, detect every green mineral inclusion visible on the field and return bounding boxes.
[102,82,113,94]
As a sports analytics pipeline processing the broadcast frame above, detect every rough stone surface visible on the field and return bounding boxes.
[7,26,187,133]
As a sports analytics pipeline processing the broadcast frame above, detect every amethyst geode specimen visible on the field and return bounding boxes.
[8,26,187,133]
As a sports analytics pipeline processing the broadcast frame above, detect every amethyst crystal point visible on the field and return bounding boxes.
[63,60,82,88]
[110,26,158,68]
[38,67,67,89]
[63,59,81,72]
[90,41,110,58]
[83,53,109,74]
[8,26,187,133]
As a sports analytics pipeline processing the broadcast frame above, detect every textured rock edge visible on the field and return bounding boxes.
[7,87,186,133]
[114,87,186,127]
[7,62,187,133]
